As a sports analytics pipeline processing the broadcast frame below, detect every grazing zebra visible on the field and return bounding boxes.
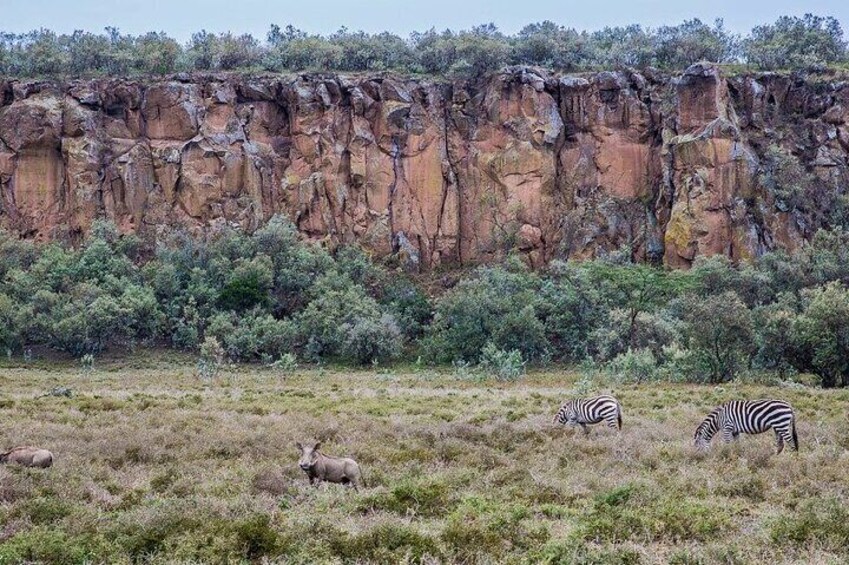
[694,400,798,453]
[553,395,622,434]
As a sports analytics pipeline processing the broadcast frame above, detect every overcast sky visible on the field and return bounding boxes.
[2,0,847,42]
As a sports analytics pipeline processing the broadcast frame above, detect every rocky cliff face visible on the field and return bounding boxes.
[1,65,848,269]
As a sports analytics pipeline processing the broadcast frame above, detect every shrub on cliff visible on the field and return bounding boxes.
[263,26,342,71]
[653,19,739,68]
[743,14,847,70]
[511,22,595,70]
[411,25,510,76]
[185,31,262,71]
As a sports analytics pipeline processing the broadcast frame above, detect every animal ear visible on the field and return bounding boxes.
[313,442,321,451]
[295,442,303,451]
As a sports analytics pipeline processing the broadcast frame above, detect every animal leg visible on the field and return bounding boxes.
[580,422,589,435]
[774,430,785,454]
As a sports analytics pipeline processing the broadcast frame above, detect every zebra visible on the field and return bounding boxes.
[553,395,622,434]
[694,399,798,453]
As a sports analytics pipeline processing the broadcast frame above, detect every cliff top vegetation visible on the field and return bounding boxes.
[0,14,846,79]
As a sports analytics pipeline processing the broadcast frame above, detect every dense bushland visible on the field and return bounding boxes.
[4,217,849,386]
[0,14,846,78]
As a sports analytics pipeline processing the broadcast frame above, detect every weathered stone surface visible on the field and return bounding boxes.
[0,67,847,268]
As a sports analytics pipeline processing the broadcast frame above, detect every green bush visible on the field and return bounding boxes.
[576,485,729,543]
[743,14,846,70]
[423,265,548,363]
[679,291,754,383]
[0,527,114,564]
[270,352,298,374]
[607,348,659,383]
[0,15,847,79]
[794,281,849,387]
[441,498,549,560]
[359,478,456,517]
[197,336,225,379]
[230,513,282,559]
[341,313,403,364]
[479,343,525,381]
[7,215,849,385]
[332,524,441,563]
[771,499,849,549]
[206,310,294,361]
[293,273,391,361]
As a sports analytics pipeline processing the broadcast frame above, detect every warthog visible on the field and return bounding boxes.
[296,442,362,490]
[0,446,54,468]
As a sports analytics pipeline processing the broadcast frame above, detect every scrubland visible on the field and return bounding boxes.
[1,353,848,564]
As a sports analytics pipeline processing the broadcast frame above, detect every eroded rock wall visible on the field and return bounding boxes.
[1,65,848,269]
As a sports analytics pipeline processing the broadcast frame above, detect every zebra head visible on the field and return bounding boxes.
[693,407,721,450]
[552,403,570,425]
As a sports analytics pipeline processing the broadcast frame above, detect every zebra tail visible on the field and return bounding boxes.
[617,410,622,430]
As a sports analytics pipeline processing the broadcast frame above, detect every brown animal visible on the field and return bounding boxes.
[0,446,53,468]
[296,442,362,491]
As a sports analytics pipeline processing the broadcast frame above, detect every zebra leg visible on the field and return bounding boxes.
[776,425,797,453]
[721,427,735,444]
[579,422,589,435]
[791,419,799,451]
[774,430,785,454]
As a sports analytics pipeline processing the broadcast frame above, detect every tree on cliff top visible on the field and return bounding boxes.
[1,15,847,78]
[654,19,739,68]
[743,14,847,69]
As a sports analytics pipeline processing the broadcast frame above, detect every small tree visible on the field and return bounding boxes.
[680,291,754,383]
[583,262,690,351]
[795,281,849,387]
[654,18,739,68]
[752,299,801,378]
[197,336,225,380]
[744,14,847,69]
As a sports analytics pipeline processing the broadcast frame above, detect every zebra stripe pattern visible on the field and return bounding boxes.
[553,395,622,433]
[694,399,798,453]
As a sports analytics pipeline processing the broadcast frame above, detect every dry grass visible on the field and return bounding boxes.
[0,353,848,563]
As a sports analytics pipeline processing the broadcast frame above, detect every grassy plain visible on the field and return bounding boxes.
[1,353,848,564]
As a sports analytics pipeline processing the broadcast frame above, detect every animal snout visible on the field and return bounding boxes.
[299,463,310,470]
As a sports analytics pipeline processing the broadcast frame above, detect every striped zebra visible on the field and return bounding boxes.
[553,395,622,434]
[694,400,798,453]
